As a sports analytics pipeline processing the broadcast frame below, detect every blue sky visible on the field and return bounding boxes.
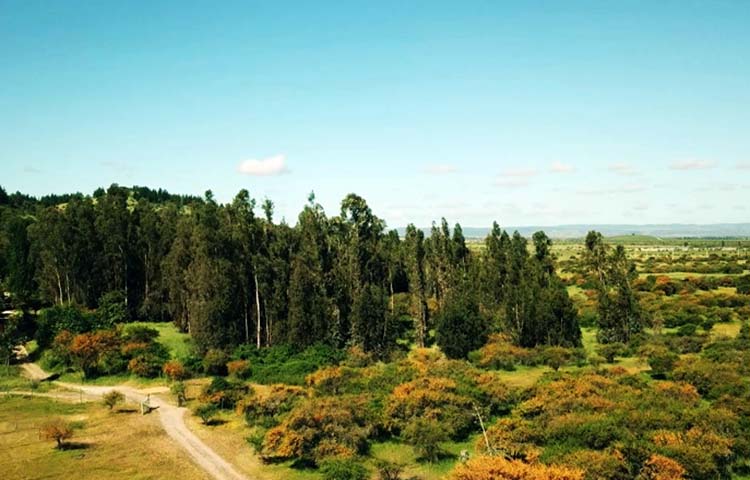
[1,0,749,227]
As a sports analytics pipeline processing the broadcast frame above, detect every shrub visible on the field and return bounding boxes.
[35,305,96,348]
[676,323,697,337]
[306,366,357,395]
[102,390,125,410]
[226,359,251,379]
[126,344,169,378]
[543,346,574,371]
[40,419,73,449]
[201,376,248,409]
[261,395,372,463]
[320,458,369,480]
[402,417,449,462]
[203,349,229,376]
[171,381,186,406]
[597,342,626,363]
[374,459,404,480]
[194,403,219,425]
[385,376,474,439]
[646,347,679,378]
[241,384,307,428]
[163,360,189,381]
[450,456,584,480]
[122,325,160,343]
[97,290,128,326]
[637,454,686,480]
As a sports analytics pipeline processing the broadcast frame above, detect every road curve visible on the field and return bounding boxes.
[20,363,248,480]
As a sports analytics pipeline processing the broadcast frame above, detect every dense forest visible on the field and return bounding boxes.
[7,184,750,480]
[0,183,588,356]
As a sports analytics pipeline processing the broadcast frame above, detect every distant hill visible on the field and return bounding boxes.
[397,224,750,240]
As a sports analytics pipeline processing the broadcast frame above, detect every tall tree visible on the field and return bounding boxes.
[404,224,429,347]
[584,231,643,344]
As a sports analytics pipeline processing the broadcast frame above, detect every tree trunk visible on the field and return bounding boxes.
[55,268,63,305]
[243,304,249,344]
[254,272,261,348]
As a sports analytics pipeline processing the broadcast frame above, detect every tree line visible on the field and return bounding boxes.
[0,184,641,357]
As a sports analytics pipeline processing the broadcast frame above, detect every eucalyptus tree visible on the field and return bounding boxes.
[584,231,643,344]
[404,224,429,347]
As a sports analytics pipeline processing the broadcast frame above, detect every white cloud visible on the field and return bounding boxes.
[500,167,538,177]
[736,161,750,170]
[577,183,647,195]
[608,162,638,176]
[669,159,716,170]
[494,178,530,188]
[423,164,458,175]
[237,154,289,176]
[550,161,575,173]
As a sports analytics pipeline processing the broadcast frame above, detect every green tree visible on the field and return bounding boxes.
[584,231,643,344]
[435,283,488,359]
[351,283,389,355]
[404,224,429,347]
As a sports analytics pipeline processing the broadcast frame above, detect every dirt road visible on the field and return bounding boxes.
[20,363,248,480]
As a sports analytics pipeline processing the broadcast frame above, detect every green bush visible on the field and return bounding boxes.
[97,290,128,326]
[35,305,96,348]
[597,342,626,363]
[319,458,369,480]
[677,323,697,337]
[203,349,229,376]
[402,417,449,462]
[194,403,219,425]
[647,347,679,378]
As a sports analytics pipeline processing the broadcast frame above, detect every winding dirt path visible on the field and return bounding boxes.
[20,363,248,480]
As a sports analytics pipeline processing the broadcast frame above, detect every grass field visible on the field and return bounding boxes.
[126,321,195,359]
[0,395,210,480]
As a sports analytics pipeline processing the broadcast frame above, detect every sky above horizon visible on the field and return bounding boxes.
[2,1,749,228]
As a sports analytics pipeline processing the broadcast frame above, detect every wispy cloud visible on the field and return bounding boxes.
[423,164,457,175]
[237,154,289,176]
[736,161,750,170]
[549,161,575,173]
[608,162,638,176]
[669,159,716,170]
[22,166,42,174]
[577,183,647,195]
[494,178,530,188]
[492,167,539,188]
[500,167,538,177]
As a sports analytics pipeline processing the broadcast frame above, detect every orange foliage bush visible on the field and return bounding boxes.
[226,359,251,378]
[637,454,686,480]
[450,455,584,480]
[477,333,537,370]
[306,366,357,395]
[260,395,371,463]
[385,376,474,437]
[162,360,188,381]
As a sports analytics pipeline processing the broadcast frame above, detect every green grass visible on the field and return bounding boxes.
[370,438,476,480]
[126,321,195,359]
[581,327,598,356]
[0,365,52,392]
[0,395,211,480]
[56,371,167,387]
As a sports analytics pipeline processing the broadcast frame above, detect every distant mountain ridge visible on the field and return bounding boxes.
[397,224,750,239]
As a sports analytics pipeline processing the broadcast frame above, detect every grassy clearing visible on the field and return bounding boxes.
[126,321,195,360]
[0,395,210,480]
[370,438,475,480]
[56,371,168,389]
[711,321,742,339]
